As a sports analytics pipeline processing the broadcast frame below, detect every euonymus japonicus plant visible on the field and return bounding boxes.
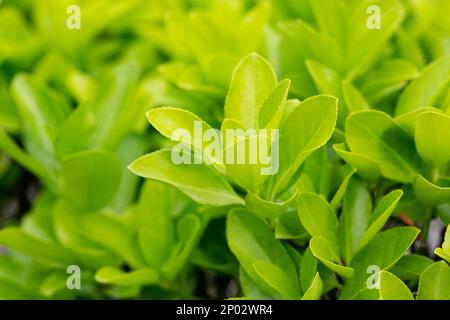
[334,55,450,236]
[128,53,429,300]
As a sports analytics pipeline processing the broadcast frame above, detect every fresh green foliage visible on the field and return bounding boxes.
[0,0,449,301]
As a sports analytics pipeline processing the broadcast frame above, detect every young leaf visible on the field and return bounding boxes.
[358,190,403,250]
[379,271,414,300]
[390,254,435,281]
[253,260,300,299]
[162,214,202,279]
[259,79,290,129]
[361,59,419,104]
[297,192,338,242]
[337,178,372,264]
[301,272,323,300]
[146,107,217,164]
[415,111,450,168]
[346,110,421,183]
[60,150,123,211]
[129,150,244,206]
[333,143,380,182]
[11,74,69,167]
[273,95,338,194]
[136,180,175,270]
[224,53,277,129]
[396,55,450,115]
[227,210,298,298]
[413,175,450,205]
[0,227,76,267]
[310,237,353,278]
[435,225,450,263]
[341,227,420,299]
[417,261,450,300]
[300,247,318,294]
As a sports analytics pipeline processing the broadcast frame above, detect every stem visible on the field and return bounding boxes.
[422,207,433,240]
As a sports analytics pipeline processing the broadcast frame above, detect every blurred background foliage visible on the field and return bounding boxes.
[0,0,449,299]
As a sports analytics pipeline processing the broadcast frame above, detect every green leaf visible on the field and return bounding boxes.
[417,261,450,300]
[300,247,317,294]
[224,53,277,129]
[239,268,272,300]
[361,59,419,104]
[310,237,353,278]
[11,73,69,168]
[253,260,300,299]
[0,227,75,267]
[273,95,338,194]
[337,178,372,264]
[415,111,450,168]
[435,225,450,263]
[333,143,380,182]
[413,175,450,205]
[309,0,346,43]
[394,106,442,137]
[342,80,370,113]
[395,29,425,68]
[306,60,341,97]
[162,214,202,279]
[227,210,298,298]
[259,79,290,129]
[0,127,57,188]
[344,0,405,80]
[390,254,435,281]
[245,191,297,220]
[301,272,323,300]
[95,267,159,286]
[129,150,243,206]
[298,146,330,198]
[297,192,338,242]
[275,209,308,240]
[60,150,123,211]
[346,110,421,183]
[146,107,220,165]
[236,2,270,54]
[54,63,139,157]
[358,190,404,250]
[136,180,175,270]
[341,227,419,299]
[52,201,121,269]
[224,134,274,191]
[79,212,146,269]
[379,271,414,300]
[396,55,450,115]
